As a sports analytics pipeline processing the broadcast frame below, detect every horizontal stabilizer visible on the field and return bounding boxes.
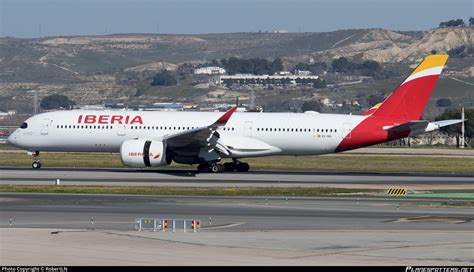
[425,119,465,132]
[383,121,429,135]
[383,119,465,136]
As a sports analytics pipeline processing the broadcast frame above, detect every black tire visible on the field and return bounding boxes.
[217,164,225,173]
[197,164,207,173]
[32,161,41,169]
[236,162,249,172]
[210,164,220,173]
[223,162,235,172]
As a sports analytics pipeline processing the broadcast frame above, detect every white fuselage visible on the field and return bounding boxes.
[8,110,365,157]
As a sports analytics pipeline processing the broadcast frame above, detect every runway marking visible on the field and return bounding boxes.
[202,222,246,230]
[389,216,472,224]
[285,240,473,260]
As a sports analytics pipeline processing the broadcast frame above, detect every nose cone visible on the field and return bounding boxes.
[7,131,16,145]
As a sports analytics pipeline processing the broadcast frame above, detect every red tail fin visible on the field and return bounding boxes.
[371,55,448,120]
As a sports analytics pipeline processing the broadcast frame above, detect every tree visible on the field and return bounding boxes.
[439,19,465,27]
[151,70,177,86]
[436,98,452,107]
[301,101,322,112]
[448,45,466,58]
[40,94,76,110]
[367,93,385,107]
[331,57,350,73]
[470,17,474,26]
[435,108,473,146]
[220,57,283,75]
[359,60,380,76]
[312,78,326,88]
[331,57,380,76]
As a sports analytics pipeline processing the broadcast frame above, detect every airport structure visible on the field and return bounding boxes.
[194,66,226,75]
[217,74,320,86]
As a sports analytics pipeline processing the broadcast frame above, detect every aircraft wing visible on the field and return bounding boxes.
[161,106,238,150]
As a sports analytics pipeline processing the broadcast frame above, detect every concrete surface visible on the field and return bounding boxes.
[1,168,474,190]
[0,193,473,265]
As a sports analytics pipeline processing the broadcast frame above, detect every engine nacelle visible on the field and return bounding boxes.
[120,138,170,167]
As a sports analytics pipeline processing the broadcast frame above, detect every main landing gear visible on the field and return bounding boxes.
[197,159,249,173]
[31,151,41,169]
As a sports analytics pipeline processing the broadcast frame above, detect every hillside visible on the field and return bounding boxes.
[311,27,473,63]
[0,27,472,120]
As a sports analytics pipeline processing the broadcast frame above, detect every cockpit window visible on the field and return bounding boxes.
[20,122,28,129]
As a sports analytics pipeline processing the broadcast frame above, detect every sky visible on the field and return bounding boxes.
[0,0,472,38]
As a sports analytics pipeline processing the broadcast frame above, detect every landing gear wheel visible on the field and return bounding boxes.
[223,162,236,172]
[31,151,41,169]
[209,163,224,173]
[236,162,249,172]
[32,161,41,169]
[197,163,207,173]
[241,162,250,172]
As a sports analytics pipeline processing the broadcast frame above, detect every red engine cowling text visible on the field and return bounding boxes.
[77,115,143,125]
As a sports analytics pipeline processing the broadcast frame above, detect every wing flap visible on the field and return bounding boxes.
[164,106,238,149]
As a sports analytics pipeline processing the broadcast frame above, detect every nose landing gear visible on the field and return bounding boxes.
[31,151,41,169]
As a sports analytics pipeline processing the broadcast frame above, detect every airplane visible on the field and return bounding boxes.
[7,54,465,173]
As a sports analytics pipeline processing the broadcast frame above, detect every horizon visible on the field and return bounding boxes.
[0,27,464,39]
[1,0,472,38]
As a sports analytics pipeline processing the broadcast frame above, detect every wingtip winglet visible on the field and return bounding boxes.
[213,106,238,126]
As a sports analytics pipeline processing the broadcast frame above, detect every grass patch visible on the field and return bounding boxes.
[246,155,474,174]
[0,144,21,150]
[0,185,377,197]
[1,151,473,174]
[440,201,474,207]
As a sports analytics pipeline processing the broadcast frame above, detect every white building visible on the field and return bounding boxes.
[194,67,226,75]
[218,74,320,86]
[0,110,16,119]
[295,70,312,76]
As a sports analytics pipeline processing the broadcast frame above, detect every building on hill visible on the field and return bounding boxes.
[218,74,321,87]
[194,67,226,75]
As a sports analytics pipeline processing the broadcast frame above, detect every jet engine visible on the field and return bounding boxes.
[120,138,171,167]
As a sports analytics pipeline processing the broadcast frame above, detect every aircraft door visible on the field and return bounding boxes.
[243,121,253,137]
[40,118,50,135]
[117,124,126,136]
[342,123,352,139]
